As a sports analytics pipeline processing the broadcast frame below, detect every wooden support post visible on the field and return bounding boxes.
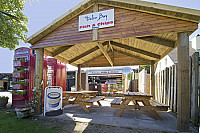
[191,52,199,124]
[168,67,172,107]
[34,48,44,115]
[150,61,155,99]
[162,70,165,103]
[77,64,81,91]
[155,73,159,101]
[111,50,114,65]
[158,72,161,102]
[161,70,164,103]
[189,56,192,117]
[177,32,190,131]
[86,70,89,91]
[173,64,177,113]
[163,69,166,104]
[93,4,98,41]
[169,66,174,110]
[165,67,169,105]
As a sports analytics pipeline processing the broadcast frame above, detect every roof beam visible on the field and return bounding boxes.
[114,49,151,64]
[97,42,113,67]
[69,42,107,64]
[136,36,175,48]
[44,49,77,67]
[108,41,161,59]
[44,49,69,64]
[83,50,113,66]
[83,53,104,65]
[111,50,114,65]
[52,45,73,57]
[69,46,99,64]
[109,41,114,51]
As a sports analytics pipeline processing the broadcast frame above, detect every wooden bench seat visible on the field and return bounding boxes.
[110,98,123,108]
[84,96,105,106]
[62,96,76,107]
[84,96,105,103]
[149,99,169,111]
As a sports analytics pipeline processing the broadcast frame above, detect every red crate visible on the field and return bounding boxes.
[13,61,26,68]
[12,94,26,100]
[13,72,25,79]
[12,84,26,90]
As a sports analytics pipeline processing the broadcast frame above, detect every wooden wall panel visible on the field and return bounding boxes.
[33,7,93,48]
[85,52,149,67]
[98,5,198,41]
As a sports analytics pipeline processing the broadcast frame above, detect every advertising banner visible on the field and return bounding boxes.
[44,86,62,116]
[79,9,114,31]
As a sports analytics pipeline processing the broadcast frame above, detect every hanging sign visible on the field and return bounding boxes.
[88,70,122,75]
[79,9,114,31]
[44,86,63,116]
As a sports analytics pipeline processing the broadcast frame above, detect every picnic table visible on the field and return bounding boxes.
[110,92,169,120]
[62,91,105,113]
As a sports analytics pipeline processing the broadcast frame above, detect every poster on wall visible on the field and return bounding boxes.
[79,9,114,31]
[44,86,63,116]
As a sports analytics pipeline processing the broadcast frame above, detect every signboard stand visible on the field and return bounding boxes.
[44,86,63,116]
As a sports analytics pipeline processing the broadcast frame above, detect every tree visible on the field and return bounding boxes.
[0,0,28,50]
[140,65,150,74]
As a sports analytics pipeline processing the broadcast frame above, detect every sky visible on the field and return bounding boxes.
[0,0,200,73]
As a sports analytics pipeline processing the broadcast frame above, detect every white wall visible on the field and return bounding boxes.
[155,55,174,73]
[192,35,200,50]
[138,69,147,93]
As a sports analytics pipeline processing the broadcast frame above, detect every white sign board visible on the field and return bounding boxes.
[88,70,122,75]
[44,86,62,116]
[79,9,114,31]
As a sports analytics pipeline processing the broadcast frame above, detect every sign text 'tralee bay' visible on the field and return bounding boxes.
[79,9,114,31]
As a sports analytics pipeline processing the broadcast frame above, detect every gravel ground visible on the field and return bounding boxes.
[31,116,178,133]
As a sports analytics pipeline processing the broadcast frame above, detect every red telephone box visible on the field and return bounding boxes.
[47,58,67,91]
[12,47,67,107]
[12,47,35,107]
[12,48,66,108]
[12,47,47,108]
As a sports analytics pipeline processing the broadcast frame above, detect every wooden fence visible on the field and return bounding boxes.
[155,52,199,124]
[129,79,138,92]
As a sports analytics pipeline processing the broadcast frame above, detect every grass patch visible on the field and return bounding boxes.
[0,109,61,133]
[126,127,132,130]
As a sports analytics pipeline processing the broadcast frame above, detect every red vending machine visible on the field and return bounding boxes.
[47,58,67,91]
[12,47,47,108]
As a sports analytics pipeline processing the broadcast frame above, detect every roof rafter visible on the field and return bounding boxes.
[44,49,77,67]
[52,45,73,57]
[109,41,114,51]
[83,53,104,65]
[97,42,113,67]
[136,36,175,48]
[114,49,152,64]
[106,41,161,59]
[69,42,107,64]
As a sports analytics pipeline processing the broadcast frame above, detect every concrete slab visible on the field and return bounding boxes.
[52,97,179,132]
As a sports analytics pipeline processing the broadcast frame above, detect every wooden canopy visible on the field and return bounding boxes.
[28,0,200,130]
[26,0,200,67]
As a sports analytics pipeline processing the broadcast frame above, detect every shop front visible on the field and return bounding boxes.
[88,69,123,95]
